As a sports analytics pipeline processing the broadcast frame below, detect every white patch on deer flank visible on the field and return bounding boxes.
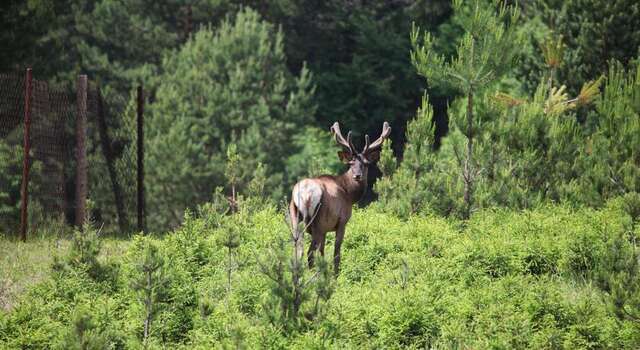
[292,179,322,221]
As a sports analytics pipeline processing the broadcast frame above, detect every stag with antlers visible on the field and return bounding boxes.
[289,121,391,274]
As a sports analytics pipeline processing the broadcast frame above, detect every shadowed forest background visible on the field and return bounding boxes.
[2,0,639,231]
[2,0,640,348]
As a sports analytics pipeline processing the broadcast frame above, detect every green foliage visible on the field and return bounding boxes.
[129,238,170,347]
[383,47,638,218]
[375,93,451,217]
[411,0,522,218]
[145,8,316,230]
[4,199,640,348]
[519,0,640,95]
[377,139,396,178]
[575,62,640,203]
[596,193,640,326]
[258,236,335,333]
[0,140,23,233]
[285,126,342,181]
[57,307,109,350]
[51,221,118,284]
[411,0,521,94]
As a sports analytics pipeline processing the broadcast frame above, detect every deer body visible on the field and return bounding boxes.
[289,122,390,274]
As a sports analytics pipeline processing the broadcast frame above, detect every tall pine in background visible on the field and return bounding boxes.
[409,0,521,218]
[518,0,640,96]
[145,9,316,230]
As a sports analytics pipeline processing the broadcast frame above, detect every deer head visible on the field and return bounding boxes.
[330,121,391,182]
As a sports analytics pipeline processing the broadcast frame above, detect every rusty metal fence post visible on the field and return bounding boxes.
[19,68,33,241]
[137,85,146,232]
[75,75,88,227]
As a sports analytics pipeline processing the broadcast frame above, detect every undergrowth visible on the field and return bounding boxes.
[1,195,639,349]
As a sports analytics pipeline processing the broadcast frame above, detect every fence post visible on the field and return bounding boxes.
[75,75,88,227]
[137,85,146,232]
[19,68,33,241]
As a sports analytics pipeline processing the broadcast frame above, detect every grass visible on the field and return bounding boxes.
[0,236,68,311]
[0,232,128,311]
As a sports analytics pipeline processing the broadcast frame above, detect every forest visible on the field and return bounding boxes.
[1,0,640,348]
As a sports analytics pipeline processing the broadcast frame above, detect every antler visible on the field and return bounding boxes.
[331,122,356,154]
[362,121,391,155]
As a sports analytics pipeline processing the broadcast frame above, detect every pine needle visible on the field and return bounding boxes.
[493,92,526,108]
[545,85,573,115]
[540,35,564,69]
[576,75,604,106]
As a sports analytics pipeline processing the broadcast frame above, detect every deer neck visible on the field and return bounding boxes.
[338,170,366,204]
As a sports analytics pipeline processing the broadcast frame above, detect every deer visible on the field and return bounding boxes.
[289,121,391,274]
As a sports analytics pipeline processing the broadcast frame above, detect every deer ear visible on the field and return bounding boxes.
[366,150,381,163]
[337,151,352,163]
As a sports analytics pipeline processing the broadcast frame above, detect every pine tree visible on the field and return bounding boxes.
[596,193,640,325]
[130,239,170,348]
[224,143,241,213]
[285,126,342,182]
[145,8,316,230]
[577,62,640,203]
[375,93,443,217]
[519,0,640,96]
[410,0,521,218]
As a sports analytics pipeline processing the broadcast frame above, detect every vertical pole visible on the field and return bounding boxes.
[75,75,88,227]
[137,85,146,232]
[19,68,33,241]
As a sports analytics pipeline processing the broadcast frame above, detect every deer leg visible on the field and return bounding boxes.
[307,234,319,268]
[334,223,346,275]
[319,234,326,257]
[308,224,326,268]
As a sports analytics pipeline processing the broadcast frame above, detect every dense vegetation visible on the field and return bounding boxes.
[2,0,639,231]
[1,196,639,348]
[2,0,640,348]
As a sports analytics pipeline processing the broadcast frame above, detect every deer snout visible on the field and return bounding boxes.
[353,174,362,181]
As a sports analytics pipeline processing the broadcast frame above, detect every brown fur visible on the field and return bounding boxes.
[289,121,390,275]
[289,167,366,274]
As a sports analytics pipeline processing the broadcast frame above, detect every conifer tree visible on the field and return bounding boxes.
[130,239,169,348]
[578,62,640,202]
[224,144,241,213]
[375,94,443,217]
[520,0,640,95]
[146,8,316,230]
[410,0,521,218]
[58,307,108,350]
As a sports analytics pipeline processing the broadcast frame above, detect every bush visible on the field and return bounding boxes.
[2,200,640,348]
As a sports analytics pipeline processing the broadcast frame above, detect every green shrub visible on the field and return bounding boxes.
[2,201,640,348]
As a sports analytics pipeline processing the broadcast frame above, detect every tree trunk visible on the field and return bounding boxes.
[96,89,127,232]
[137,86,146,233]
[463,90,474,220]
[19,68,32,241]
[75,75,88,228]
[143,270,152,348]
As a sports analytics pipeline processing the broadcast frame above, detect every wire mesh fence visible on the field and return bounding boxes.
[0,73,26,233]
[29,75,74,232]
[86,82,139,233]
[0,69,144,238]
